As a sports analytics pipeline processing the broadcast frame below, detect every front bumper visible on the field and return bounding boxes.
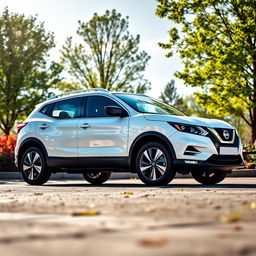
[173,154,244,172]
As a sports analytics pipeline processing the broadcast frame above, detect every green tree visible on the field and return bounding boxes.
[0,8,62,135]
[156,0,256,142]
[184,95,250,142]
[159,79,187,113]
[61,9,150,93]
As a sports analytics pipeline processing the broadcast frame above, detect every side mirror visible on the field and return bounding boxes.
[105,106,128,117]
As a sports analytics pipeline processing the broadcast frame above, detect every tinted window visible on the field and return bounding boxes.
[40,103,52,115]
[50,98,82,119]
[115,93,185,116]
[86,96,120,117]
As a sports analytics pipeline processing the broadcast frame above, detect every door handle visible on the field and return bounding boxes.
[39,124,49,129]
[80,123,91,129]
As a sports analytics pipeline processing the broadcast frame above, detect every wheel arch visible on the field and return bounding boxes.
[18,138,48,170]
[129,132,176,172]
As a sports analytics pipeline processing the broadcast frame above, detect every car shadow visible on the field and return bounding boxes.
[44,182,256,189]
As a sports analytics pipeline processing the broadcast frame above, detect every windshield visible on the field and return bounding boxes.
[114,94,186,116]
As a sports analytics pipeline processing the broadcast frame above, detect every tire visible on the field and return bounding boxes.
[191,170,227,185]
[20,147,51,185]
[135,142,175,186]
[83,171,111,185]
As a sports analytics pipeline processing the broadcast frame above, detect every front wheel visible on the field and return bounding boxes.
[191,170,227,185]
[20,147,51,185]
[83,171,111,185]
[135,142,176,186]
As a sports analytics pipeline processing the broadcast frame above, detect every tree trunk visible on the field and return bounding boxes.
[251,125,256,144]
[251,108,256,144]
[3,126,10,136]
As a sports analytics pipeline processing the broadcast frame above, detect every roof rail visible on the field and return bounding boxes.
[48,88,109,100]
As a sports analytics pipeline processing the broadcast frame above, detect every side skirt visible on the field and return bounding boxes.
[48,156,130,171]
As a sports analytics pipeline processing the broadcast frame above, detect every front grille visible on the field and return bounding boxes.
[208,128,239,147]
[215,128,234,141]
[209,128,235,144]
[208,154,243,165]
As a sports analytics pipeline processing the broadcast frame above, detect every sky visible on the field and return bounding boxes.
[0,0,193,98]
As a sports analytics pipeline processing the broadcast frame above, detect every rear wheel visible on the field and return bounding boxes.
[83,171,111,185]
[191,170,227,185]
[20,147,51,185]
[135,142,175,186]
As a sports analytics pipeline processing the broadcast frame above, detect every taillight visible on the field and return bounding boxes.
[17,122,28,134]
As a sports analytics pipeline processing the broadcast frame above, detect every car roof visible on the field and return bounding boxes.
[36,88,147,108]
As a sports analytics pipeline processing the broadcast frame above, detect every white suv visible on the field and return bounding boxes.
[15,89,244,186]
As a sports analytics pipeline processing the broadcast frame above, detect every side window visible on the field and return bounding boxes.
[86,96,120,117]
[50,98,82,119]
[40,103,53,115]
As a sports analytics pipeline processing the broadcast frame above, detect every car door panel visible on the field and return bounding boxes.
[78,117,129,156]
[36,97,82,158]
[36,117,79,157]
[77,95,130,157]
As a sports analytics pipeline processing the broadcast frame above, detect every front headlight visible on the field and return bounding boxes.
[168,122,209,136]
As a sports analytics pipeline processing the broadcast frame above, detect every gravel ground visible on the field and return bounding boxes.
[0,177,256,256]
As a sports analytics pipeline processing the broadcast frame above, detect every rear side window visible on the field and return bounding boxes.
[50,98,82,119]
[40,103,53,115]
[86,96,120,117]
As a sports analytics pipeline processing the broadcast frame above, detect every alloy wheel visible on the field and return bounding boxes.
[22,151,42,180]
[87,172,101,179]
[139,147,167,181]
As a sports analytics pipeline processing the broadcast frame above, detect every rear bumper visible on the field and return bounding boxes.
[14,154,18,168]
[173,154,244,172]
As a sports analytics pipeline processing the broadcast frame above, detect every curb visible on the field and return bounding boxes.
[228,169,256,177]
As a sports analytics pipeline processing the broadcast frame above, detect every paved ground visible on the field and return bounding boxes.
[0,177,256,256]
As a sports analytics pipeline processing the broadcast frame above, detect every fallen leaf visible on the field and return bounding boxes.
[219,209,244,223]
[34,192,43,196]
[72,210,101,216]
[214,205,221,210]
[123,192,133,195]
[138,236,168,247]
[159,206,171,211]
[248,202,256,210]
[140,194,149,198]
[178,189,185,192]
[233,223,243,231]
[142,206,156,213]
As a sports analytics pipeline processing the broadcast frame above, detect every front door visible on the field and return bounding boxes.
[77,95,130,165]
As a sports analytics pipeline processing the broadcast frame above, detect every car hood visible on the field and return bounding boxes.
[143,114,233,129]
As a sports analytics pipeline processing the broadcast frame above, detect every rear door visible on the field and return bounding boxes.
[77,95,130,158]
[36,97,82,158]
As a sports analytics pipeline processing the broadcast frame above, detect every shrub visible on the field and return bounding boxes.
[0,134,17,170]
[0,134,17,157]
[243,143,256,162]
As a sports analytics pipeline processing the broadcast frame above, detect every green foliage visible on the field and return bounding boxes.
[156,0,256,142]
[183,95,250,142]
[160,79,250,141]
[159,80,187,112]
[0,8,62,135]
[61,9,151,93]
[243,143,256,152]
